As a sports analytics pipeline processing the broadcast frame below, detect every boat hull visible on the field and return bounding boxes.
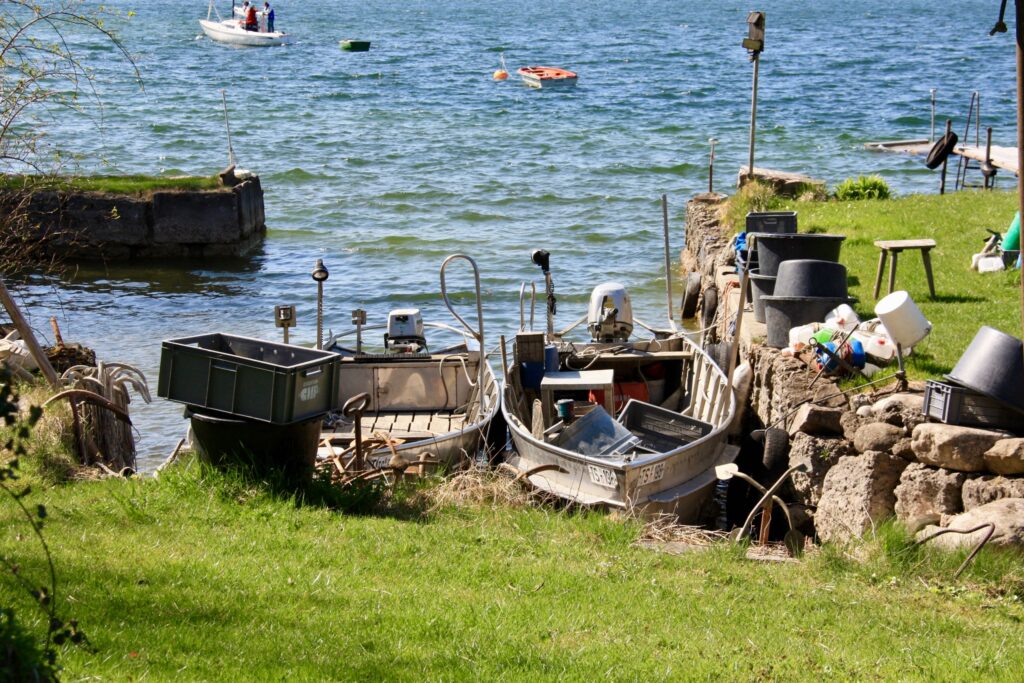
[501,334,736,520]
[517,66,578,89]
[200,20,290,47]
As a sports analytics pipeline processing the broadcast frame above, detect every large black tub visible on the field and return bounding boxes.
[753,234,845,277]
[187,407,321,484]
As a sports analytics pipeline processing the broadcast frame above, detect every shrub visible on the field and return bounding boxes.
[833,175,892,201]
[721,180,781,230]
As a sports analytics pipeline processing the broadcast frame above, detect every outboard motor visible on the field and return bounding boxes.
[587,282,633,342]
[385,308,426,353]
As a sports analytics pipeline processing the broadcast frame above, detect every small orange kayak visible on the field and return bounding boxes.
[517,66,578,88]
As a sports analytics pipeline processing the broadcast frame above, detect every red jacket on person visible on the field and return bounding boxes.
[245,6,257,27]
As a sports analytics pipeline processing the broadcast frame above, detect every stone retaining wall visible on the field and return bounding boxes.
[8,177,266,259]
[681,194,1024,547]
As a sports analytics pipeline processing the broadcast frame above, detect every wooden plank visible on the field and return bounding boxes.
[874,239,936,250]
[864,140,1020,175]
[0,277,60,388]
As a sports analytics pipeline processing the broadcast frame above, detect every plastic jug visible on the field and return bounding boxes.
[825,303,860,332]
[788,323,821,350]
[851,330,896,362]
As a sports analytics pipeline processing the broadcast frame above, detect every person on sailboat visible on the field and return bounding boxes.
[263,2,274,33]
[242,3,258,31]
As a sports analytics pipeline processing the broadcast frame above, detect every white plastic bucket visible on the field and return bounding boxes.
[874,291,931,348]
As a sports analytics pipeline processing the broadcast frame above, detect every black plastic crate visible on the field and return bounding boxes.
[617,399,712,452]
[923,380,1018,430]
[746,211,798,235]
[157,333,340,424]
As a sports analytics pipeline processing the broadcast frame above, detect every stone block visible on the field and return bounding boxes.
[894,463,965,531]
[785,433,855,507]
[815,451,909,543]
[787,404,844,437]
[152,191,239,244]
[984,439,1024,476]
[962,475,1024,511]
[60,194,149,246]
[853,422,904,454]
[918,498,1024,549]
[911,423,1004,473]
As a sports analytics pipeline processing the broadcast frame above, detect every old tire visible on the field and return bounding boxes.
[762,427,789,471]
[925,131,959,170]
[680,272,701,319]
[706,341,731,371]
[700,285,719,331]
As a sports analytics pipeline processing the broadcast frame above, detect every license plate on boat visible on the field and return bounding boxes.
[587,465,618,489]
[637,462,665,487]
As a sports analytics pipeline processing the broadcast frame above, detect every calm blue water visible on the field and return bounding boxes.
[10,0,1018,465]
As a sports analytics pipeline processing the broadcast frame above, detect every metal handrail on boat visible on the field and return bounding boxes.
[518,281,536,332]
[440,254,487,410]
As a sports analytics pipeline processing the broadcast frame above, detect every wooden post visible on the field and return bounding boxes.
[661,194,674,328]
[939,119,952,195]
[930,88,936,142]
[747,54,760,181]
[0,276,60,388]
[984,127,994,190]
[708,138,716,192]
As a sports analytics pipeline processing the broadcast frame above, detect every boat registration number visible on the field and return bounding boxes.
[367,455,392,470]
[587,465,618,489]
[636,462,666,487]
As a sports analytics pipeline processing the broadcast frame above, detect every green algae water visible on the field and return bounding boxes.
[10,0,1018,465]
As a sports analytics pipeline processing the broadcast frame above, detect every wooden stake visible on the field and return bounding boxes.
[0,275,60,388]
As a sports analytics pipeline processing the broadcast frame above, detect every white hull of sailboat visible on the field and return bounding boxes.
[199,19,289,47]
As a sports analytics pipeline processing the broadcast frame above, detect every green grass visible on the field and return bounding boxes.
[2,464,1023,680]
[0,174,222,195]
[734,190,1021,378]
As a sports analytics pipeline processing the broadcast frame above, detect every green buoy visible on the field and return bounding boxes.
[341,40,371,52]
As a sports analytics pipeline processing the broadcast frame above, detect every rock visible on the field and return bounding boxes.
[787,404,844,437]
[911,423,1003,473]
[894,463,965,531]
[918,498,1024,549]
[815,451,910,543]
[891,437,916,461]
[962,475,1024,511]
[983,439,1024,476]
[785,433,856,508]
[853,422,904,454]
[856,405,874,418]
[872,393,925,415]
[849,393,873,411]
[840,410,865,441]
[219,164,240,187]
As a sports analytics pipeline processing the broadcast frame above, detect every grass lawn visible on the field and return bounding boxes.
[0,174,222,195]
[735,190,1022,378]
[2,463,1023,681]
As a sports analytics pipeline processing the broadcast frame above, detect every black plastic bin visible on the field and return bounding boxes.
[158,333,340,424]
[746,211,797,234]
[923,380,1020,430]
[187,407,321,483]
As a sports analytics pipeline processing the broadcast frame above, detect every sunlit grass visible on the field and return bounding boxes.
[0,174,222,194]
[2,464,1022,680]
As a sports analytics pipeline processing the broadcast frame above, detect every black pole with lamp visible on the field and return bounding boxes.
[311,259,329,350]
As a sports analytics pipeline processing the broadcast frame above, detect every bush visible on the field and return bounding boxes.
[721,180,781,230]
[833,175,892,201]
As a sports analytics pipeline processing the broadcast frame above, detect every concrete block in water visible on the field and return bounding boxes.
[152,191,239,244]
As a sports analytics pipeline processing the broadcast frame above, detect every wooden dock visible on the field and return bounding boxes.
[864,139,1020,175]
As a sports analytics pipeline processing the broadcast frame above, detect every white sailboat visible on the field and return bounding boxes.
[200,0,290,47]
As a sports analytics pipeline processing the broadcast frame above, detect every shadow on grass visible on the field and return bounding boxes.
[926,293,987,304]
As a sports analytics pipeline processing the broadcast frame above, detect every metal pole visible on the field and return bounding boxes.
[1016,0,1024,341]
[939,119,952,195]
[708,138,717,192]
[747,55,760,182]
[316,280,324,349]
[283,326,289,344]
[661,194,674,329]
[221,90,237,168]
[930,89,936,142]
[985,127,994,190]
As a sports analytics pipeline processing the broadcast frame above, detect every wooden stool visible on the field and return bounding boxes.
[873,239,936,299]
[540,369,615,427]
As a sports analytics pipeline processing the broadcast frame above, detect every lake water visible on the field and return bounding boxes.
[8,0,1017,467]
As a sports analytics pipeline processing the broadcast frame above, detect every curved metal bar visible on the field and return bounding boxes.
[440,254,486,409]
[914,522,996,579]
[726,470,793,532]
[736,464,806,542]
